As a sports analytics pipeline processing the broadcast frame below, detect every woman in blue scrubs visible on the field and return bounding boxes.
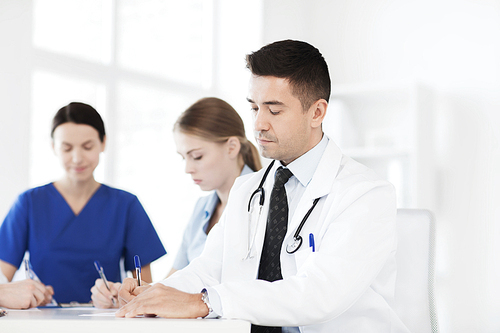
[91,97,262,308]
[0,102,166,305]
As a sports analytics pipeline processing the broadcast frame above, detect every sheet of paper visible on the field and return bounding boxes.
[0,307,41,312]
[79,311,117,317]
[57,307,104,311]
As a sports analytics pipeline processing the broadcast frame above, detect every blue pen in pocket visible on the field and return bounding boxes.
[309,233,315,252]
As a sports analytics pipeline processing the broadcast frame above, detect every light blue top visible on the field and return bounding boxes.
[172,165,254,270]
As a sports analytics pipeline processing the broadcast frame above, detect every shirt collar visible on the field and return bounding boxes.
[279,135,329,187]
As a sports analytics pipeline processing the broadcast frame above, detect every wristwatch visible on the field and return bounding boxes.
[201,288,213,317]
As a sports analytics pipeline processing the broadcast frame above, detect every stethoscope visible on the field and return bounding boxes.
[244,161,321,260]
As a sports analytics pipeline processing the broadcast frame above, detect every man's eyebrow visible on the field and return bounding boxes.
[246,98,284,106]
[263,100,284,106]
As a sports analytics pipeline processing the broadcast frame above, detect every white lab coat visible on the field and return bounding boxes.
[163,139,410,333]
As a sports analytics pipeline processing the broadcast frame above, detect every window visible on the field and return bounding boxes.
[29,0,263,280]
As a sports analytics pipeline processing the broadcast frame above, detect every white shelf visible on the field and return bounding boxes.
[324,81,435,209]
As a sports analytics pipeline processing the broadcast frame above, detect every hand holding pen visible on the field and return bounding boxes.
[91,261,120,308]
[24,258,57,307]
[92,255,147,308]
[0,279,53,309]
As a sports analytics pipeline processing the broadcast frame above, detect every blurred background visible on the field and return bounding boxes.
[0,0,498,331]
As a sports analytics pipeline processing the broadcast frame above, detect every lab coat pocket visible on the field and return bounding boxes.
[294,247,317,273]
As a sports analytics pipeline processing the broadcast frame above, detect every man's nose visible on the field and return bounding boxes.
[253,109,269,133]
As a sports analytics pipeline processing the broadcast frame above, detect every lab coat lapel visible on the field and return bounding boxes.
[286,140,343,237]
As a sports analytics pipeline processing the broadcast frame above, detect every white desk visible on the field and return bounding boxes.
[0,307,250,333]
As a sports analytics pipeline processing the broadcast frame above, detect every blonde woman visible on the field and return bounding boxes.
[169,97,261,276]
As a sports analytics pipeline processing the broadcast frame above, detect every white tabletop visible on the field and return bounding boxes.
[0,307,250,333]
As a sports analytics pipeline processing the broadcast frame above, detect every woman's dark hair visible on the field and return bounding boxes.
[51,102,106,142]
[246,39,331,111]
[174,97,262,172]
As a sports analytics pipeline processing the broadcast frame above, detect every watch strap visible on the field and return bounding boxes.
[201,288,213,317]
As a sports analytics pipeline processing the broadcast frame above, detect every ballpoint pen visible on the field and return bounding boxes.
[24,258,59,306]
[93,261,117,306]
[309,233,315,252]
[24,258,35,280]
[134,255,142,286]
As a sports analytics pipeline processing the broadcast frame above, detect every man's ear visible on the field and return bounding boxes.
[226,136,241,159]
[310,99,328,129]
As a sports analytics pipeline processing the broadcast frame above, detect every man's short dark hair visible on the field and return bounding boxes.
[246,39,331,111]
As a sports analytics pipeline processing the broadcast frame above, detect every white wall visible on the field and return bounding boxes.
[263,0,500,332]
[0,2,32,218]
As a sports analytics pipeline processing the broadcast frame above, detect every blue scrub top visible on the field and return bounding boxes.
[0,183,166,303]
[172,165,254,270]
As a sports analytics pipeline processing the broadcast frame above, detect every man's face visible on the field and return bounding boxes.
[247,75,316,165]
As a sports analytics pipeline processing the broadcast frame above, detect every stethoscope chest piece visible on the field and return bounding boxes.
[286,236,303,254]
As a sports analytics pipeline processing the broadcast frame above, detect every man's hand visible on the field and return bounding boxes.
[115,283,209,319]
[0,279,54,309]
[117,277,150,307]
[90,279,121,308]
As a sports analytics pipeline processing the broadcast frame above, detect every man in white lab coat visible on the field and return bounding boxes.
[116,40,409,333]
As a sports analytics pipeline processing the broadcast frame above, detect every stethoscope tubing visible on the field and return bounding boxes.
[246,160,321,255]
[247,160,275,212]
[286,197,320,254]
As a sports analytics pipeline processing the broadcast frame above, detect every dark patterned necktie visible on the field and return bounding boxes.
[252,167,293,333]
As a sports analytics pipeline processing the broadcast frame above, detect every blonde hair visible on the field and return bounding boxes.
[174,97,262,171]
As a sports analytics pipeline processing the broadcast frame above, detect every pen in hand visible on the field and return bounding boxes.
[134,255,142,286]
[93,261,117,306]
[24,258,37,281]
[24,258,58,306]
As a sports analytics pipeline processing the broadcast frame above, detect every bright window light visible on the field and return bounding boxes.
[29,0,262,281]
[33,0,113,64]
[117,0,210,87]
